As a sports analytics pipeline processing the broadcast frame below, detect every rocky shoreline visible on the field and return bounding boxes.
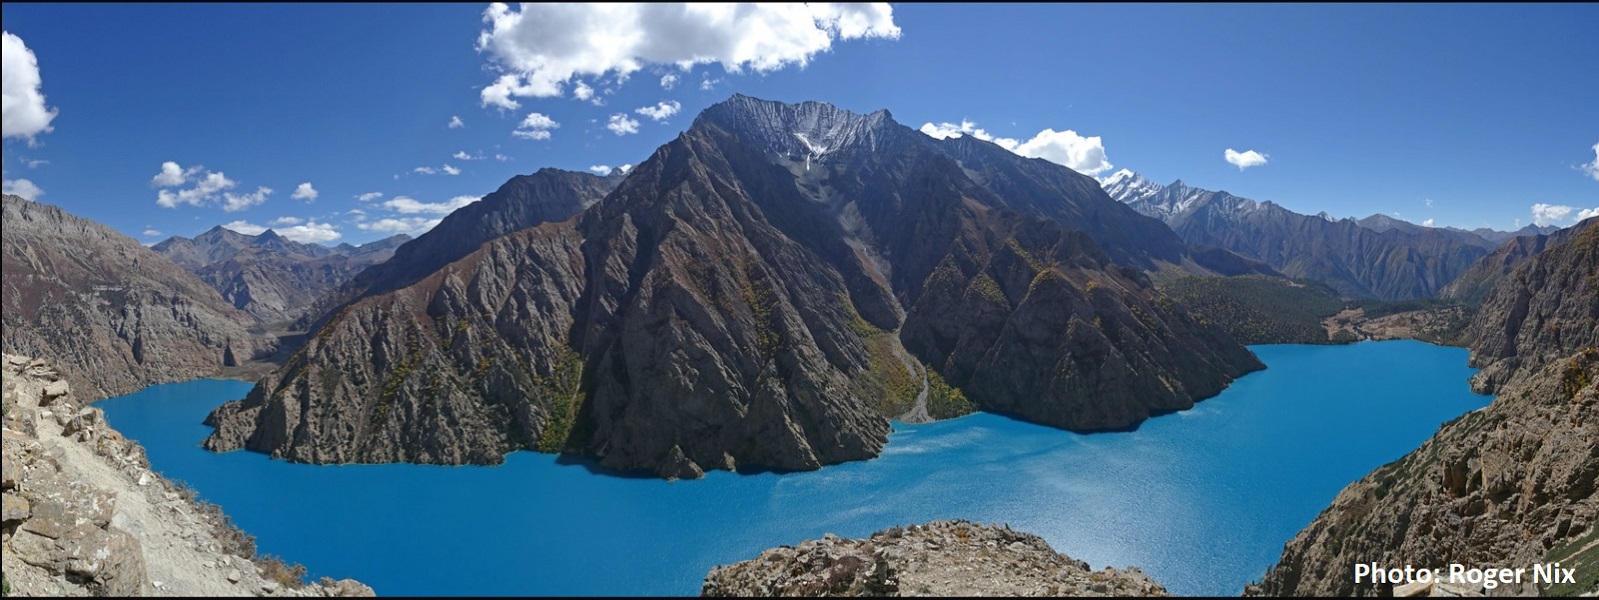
[1,353,373,597]
[702,520,1168,597]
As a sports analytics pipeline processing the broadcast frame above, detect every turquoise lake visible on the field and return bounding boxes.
[97,340,1491,596]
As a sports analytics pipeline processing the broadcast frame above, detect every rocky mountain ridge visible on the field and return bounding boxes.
[152,227,410,325]
[1439,216,1596,306]
[1,195,269,400]
[1,353,373,597]
[701,520,1169,597]
[202,95,1262,478]
[1256,218,1599,596]
[1101,175,1491,299]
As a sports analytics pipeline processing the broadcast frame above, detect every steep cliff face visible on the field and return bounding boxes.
[1439,216,1595,307]
[1257,221,1599,597]
[204,96,1261,478]
[153,227,410,325]
[0,195,267,400]
[1108,179,1490,300]
[292,168,620,332]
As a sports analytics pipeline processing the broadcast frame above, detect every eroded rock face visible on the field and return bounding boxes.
[1,195,269,400]
[1256,221,1599,597]
[1,354,374,597]
[204,95,1261,478]
[701,520,1169,597]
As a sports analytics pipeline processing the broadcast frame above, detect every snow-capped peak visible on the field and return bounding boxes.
[1098,169,1163,204]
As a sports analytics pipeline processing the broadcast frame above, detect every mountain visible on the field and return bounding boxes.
[152,227,411,325]
[1096,169,1162,205]
[291,168,621,332]
[1104,175,1491,300]
[1468,223,1562,245]
[1354,213,1497,250]
[0,195,267,400]
[202,95,1263,479]
[1256,219,1598,597]
[1438,217,1596,306]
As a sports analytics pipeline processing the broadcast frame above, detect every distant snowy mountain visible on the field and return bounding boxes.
[1097,169,1162,205]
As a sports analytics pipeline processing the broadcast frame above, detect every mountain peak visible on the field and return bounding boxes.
[697,95,895,168]
[1097,169,1163,204]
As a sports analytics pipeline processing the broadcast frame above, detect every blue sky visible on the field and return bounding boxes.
[3,3,1596,245]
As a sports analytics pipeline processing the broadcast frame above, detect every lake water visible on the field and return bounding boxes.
[98,340,1490,596]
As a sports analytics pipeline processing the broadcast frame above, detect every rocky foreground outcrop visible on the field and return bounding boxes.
[701,520,1168,597]
[1,353,372,597]
[1256,220,1599,597]
[1,195,269,400]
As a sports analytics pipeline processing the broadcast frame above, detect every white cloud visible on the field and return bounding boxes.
[512,112,559,140]
[414,166,438,175]
[617,163,633,173]
[1423,198,1433,208]
[660,73,679,90]
[475,3,900,107]
[441,164,461,176]
[355,191,383,202]
[589,165,612,175]
[382,194,481,215]
[143,228,162,237]
[919,119,1112,176]
[635,100,681,122]
[1422,218,1435,227]
[2,32,58,142]
[222,186,272,212]
[1531,203,1599,226]
[271,216,304,226]
[1581,142,1599,182]
[494,153,510,162]
[448,115,465,129]
[1224,148,1269,170]
[700,76,721,91]
[22,157,48,169]
[357,217,443,236]
[275,220,341,244]
[453,150,486,161]
[150,161,199,187]
[222,220,268,235]
[607,113,640,136]
[156,168,249,209]
[291,182,318,201]
[573,80,594,101]
[2,178,43,200]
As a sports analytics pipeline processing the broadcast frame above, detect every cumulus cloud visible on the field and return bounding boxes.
[589,165,612,175]
[1422,218,1435,227]
[271,216,304,226]
[1529,203,1599,226]
[224,219,340,243]
[660,73,679,90]
[150,161,200,187]
[355,191,383,202]
[2,32,58,142]
[358,217,443,236]
[573,80,594,101]
[222,220,268,235]
[382,194,481,215]
[222,186,272,212]
[607,113,640,135]
[475,3,900,108]
[291,182,318,202]
[442,164,461,176]
[919,120,1113,176]
[143,228,162,237]
[155,166,270,210]
[1224,148,1269,170]
[495,153,510,162]
[1581,142,1599,182]
[512,112,559,140]
[635,100,681,122]
[448,115,465,129]
[617,163,633,173]
[2,178,43,200]
[414,166,438,175]
[1578,207,1599,221]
